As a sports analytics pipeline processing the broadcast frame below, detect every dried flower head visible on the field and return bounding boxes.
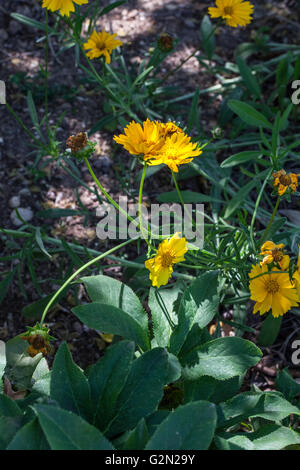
[273,169,299,196]
[66,132,88,153]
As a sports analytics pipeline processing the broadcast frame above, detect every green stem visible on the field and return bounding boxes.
[40,238,136,324]
[250,168,273,253]
[138,164,151,246]
[45,9,49,135]
[83,156,138,228]
[260,196,281,245]
[161,22,220,83]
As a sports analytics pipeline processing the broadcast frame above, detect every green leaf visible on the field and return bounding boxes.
[258,313,282,346]
[201,15,215,60]
[220,151,262,168]
[22,290,66,318]
[0,394,22,417]
[81,274,149,334]
[32,358,51,396]
[148,286,181,348]
[249,424,300,450]
[122,419,149,450]
[0,416,23,449]
[0,341,5,391]
[165,352,182,384]
[228,100,272,129]
[7,419,49,450]
[88,341,135,430]
[236,56,261,98]
[73,302,150,351]
[184,376,242,405]
[214,433,255,450]
[169,272,219,355]
[224,178,257,219]
[181,337,262,381]
[275,368,300,402]
[157,190,222,204]
[50,342,92,421]
[0,269,16,306]
[146,401,217,450]
[34,405,114,450]
[217,391,300,428]
[105,348,169,438]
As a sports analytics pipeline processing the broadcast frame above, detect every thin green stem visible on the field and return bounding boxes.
[138,164,152,247]
[260,196,281,245]
[161,22,220,83]
[250,168,273,253]
[40,238,136,324]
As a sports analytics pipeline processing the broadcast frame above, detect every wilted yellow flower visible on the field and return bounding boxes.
[293,245,300,299]
[42,0,88,16]
[145,233,188,288]
[273,169,299,196]
[208,0,254,27]
[21,323,54,357]
[114,119,164,156]
[260,241,290,270]
[249,264,299,318]
[83,30,123,63]
[144,131,202,173]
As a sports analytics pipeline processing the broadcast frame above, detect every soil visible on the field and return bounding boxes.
[0,0,300,387]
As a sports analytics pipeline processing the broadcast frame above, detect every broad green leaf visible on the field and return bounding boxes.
[50,342,92,421]
[181,337,262,381]
[169,272,219,355]
[237,56,261,98]
[228,100,272,129]
[249,424,300,450]
[221,151,262,168]
[32,359,51,396]
[275,368,300,402]
[0,416,23,450]
[73,302,150,351]
[34,405,114,450]
[165,352,181,384]
[217,391,300,428]
[81,274,149,333]
[122,419,149,450]
[148,286,181,348]
[184,376,242,405]
[106,348,169,438]
[214,433,255,450]
[258,312,282,346]
[7,419,49,450]
[146,401,217,450]
[0,395,22,417]
[88,341,135,430]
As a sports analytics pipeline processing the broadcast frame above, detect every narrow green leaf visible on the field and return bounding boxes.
[221,151,262,168]
[228,100,272,129]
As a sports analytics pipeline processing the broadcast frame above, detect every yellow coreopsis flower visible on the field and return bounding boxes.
[83,30,123,63]
[42,0,88,16]
[114,119,164,156]
[273,169,299,196]
[208,0,254,27]
[144,131,202,173]
[293,245,300,299]
[145,233,188,288]
[260,241,290,270]
[249,264,299,318]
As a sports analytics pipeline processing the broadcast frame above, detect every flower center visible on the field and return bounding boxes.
[265,279,279,294]
[161,252,174,268]
[223,6,233,16]
[279,174,292,186]
[271,248,284,262]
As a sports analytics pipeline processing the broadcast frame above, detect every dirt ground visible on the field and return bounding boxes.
[0,0,300,383]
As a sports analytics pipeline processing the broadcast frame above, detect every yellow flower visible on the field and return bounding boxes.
[144,131,202,173]
[249,264,299,318]
[208,0,254,27]
[42,0,88,16]
[83,30,123,63]
[145,233,188,288]
[260,241,290,270]
[293,245,300,299]
[114,119,164,156]
[273,169,299,196]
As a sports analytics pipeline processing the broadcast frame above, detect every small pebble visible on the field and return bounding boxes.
[9,196,20,208]
[10,207,34,226]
